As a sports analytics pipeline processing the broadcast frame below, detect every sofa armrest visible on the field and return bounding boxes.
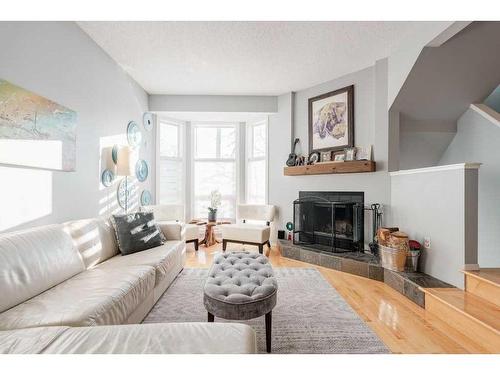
[157,222,185,241]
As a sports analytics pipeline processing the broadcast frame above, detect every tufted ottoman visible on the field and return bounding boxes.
[203,251,278,353]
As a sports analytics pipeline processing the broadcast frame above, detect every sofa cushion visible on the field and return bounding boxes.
[0,224,85,313]
[0,265,155,330]
[0,323,257,354]
[97,241,184,286]
[221,224,270,244]
[157,221,185,241]
[111,212,165,255]
[63,217,118,268]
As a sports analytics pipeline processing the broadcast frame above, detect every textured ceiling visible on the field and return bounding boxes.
[78,21,448,95]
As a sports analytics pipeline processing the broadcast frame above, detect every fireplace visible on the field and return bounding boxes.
[293,191,364,252]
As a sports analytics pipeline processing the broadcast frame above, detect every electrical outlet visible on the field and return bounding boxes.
[423,237,431,249]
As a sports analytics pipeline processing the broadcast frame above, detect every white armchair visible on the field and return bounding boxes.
[220,204,276,254]
[141,205,202,251]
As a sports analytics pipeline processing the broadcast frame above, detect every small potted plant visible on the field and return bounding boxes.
[208,190,221,222]
[407,240,422,272]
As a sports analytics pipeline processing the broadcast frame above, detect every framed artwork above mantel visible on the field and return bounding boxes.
[308,84,354,154]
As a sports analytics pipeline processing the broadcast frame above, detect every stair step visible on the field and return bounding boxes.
[462,268,500,306]
[422,288,500,353]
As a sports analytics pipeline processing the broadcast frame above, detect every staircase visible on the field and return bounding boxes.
[421,268,500,353]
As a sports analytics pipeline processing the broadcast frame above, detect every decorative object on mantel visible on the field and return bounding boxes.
[140,190,152,206]
[320,150,332,162]
[355,145,372,161]
[127,120,142,148]
[333,151,345,162]
[308,84,354,154]
[207,190,221,222]
[344,147,356,161]
[296,155,306,166]
[143,112,154,131]
[286,138,301,167]
[0,78,77,171]
[101,169,115,187]
[135,159,149,182]
[284,160,375,176]
[307,151,320,165]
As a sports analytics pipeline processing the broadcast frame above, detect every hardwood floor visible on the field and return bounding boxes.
[186,242,489,354]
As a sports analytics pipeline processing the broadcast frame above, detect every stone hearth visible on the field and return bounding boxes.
[278,239,454,307]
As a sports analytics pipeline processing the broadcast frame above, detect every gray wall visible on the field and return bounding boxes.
[390,166,479,288]
[439,108,500,267]
[268,60,391,247]
[484,85,500,113]
[0,22,152,233]
[399,119,457,170]
[149,94,277,113]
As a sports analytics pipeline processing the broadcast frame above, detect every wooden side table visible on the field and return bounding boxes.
[197,220,231,247]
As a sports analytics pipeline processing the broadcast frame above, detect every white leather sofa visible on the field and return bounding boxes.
[0,217,256,354]
[0,323,257,354]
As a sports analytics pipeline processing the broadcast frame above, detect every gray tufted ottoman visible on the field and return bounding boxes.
[203,251,278,353]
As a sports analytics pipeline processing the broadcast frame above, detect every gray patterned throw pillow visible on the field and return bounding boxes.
[111,212,165,255]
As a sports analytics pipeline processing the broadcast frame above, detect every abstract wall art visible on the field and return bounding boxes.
[0,79,77,171]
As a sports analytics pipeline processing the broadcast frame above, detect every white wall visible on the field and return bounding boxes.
[149,94,277,113]
[0,22,152,233]
[439,108,500,267]
[390,165,480,288]
[268,60,391,247]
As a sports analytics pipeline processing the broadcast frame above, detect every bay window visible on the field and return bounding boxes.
[157,119,184,206]
[192,123,238,220]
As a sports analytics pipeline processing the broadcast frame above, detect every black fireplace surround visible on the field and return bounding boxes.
[293,191,364,252]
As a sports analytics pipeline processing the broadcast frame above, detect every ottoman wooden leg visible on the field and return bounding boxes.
[265,311,272,353]
[208,312,214,322]
[258,244,263,254]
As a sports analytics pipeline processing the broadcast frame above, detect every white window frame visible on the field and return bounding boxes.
[155,116,186,209]
[245,118,268,204]
[190,122,240,221]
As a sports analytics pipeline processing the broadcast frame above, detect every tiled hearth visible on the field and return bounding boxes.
[278,239,454,307]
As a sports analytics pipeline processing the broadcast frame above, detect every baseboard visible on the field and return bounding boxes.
[463,263,480,271]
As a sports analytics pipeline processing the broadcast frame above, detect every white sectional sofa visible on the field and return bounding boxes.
[0,217,256,354]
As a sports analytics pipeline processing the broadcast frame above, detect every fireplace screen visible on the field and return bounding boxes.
[293,195,363,252]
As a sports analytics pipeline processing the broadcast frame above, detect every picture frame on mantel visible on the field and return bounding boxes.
[308,84,354,154]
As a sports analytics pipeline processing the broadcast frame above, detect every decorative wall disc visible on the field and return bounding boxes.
[140,190,152,206]
[135,159,149,182]
[143,112,154,131]
[117,177,132,209]
[101,169,115,187]
[127,121,142,148]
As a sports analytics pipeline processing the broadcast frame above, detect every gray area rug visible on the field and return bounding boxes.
[143,267,390,354]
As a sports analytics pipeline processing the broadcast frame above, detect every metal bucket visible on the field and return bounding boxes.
[405,251,420,272]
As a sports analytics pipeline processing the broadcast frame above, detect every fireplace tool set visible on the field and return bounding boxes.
[367,203,383,256]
